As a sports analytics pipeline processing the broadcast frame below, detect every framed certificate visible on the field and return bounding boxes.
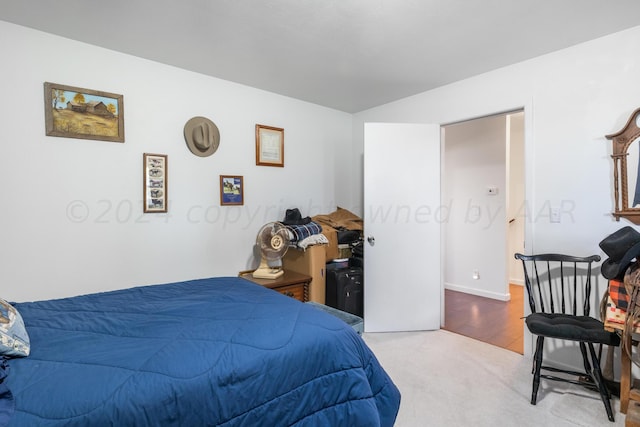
[255,124,284,167]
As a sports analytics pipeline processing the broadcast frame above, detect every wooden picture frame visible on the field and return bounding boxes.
[255,124,284,167]
[606,107,640,224]
[143,153,168,213]
[44,82,124,142]
[220,175,244,206]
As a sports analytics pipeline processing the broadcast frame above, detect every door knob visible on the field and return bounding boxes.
[367,236,375,246]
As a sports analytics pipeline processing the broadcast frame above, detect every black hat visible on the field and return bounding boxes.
[282,208,311,226]
[600,226,640,279]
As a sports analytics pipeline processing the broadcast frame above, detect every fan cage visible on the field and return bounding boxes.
[257,222,290,261]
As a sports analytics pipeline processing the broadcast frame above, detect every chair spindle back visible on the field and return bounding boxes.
[515,253,601,317]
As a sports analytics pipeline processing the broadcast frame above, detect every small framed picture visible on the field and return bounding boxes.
[143,153,168,213]
[44,82,124,142]
[255,124,284,167]
[220,175,244,206]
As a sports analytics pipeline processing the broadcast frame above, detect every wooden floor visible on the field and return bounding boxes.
[443,284,524,354]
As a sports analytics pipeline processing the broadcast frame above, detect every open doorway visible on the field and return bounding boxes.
[441,111,525,354]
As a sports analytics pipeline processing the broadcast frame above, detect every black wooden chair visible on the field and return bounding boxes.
[514,253,620,422]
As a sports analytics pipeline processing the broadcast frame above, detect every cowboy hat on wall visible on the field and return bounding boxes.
[184,116,220,157]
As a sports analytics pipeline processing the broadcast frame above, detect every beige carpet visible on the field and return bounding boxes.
[362,330,624,426]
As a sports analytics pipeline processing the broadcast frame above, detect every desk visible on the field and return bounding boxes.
[239,270,311,302]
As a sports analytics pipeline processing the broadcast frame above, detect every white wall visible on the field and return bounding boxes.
[354,24,640,294]
[0,21,353,302]
[354,25,640,366]
[443,115,507,300]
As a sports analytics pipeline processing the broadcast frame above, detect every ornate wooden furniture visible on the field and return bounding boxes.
[606,107,640,224]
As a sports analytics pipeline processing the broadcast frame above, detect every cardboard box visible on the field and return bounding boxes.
[337,244,352,259]
[283,245,326,304]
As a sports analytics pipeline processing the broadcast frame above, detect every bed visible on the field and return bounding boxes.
[0,277,400,426]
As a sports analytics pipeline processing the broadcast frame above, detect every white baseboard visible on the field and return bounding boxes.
[510,278,524,286]
[444,282,511,301]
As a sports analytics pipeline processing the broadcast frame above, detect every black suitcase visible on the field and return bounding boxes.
[326,267,363,318]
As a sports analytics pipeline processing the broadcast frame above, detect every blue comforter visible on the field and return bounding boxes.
[3,277,400,426]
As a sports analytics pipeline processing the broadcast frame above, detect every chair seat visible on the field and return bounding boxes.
[526,313,620,345]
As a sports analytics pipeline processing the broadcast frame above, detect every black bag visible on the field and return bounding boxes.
[326,267,363,318]
[351,240,364,258]
[336,229,361,244]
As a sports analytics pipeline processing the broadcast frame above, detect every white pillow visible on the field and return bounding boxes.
[0,299,30,358]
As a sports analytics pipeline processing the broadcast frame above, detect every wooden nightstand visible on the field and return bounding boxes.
[239,270,311,302]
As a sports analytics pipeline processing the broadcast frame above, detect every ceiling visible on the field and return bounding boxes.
[2,0,640,113]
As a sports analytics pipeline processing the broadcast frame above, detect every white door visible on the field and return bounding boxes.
[363,123,441,332]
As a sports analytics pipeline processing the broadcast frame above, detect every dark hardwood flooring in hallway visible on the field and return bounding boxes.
[443,284,524,354]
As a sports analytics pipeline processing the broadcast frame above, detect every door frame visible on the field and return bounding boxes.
[437,103,534,356]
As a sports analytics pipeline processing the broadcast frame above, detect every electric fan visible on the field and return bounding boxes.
[252,222,290,279]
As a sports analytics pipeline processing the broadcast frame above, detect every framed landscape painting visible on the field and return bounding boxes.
[44,82,124,142]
